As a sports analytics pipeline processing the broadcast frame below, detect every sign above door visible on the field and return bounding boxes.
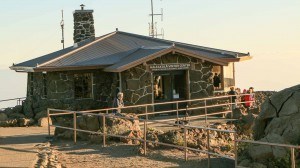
[148,63,191,71]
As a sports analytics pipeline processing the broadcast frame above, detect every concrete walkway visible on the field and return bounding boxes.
[0,127,51,167]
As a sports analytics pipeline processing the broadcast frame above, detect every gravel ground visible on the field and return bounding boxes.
[51,140,234,168]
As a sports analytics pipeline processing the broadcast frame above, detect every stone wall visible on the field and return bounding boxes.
[121,53,214,106]
[121,64,152,110]
[73,10,95,43]
[25,70,117,118]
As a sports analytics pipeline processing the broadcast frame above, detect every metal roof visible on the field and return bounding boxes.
[10,30,251,72]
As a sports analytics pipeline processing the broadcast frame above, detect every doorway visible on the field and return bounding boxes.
[153,70,187,112]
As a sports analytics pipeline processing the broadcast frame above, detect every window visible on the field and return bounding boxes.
[74,73,92,99]
[42,73,47,98]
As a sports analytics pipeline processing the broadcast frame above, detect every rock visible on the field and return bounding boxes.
[250,162,267,168]
[249,133,287,161]
[35,111,48,120]
[0,119,18,127]
[38,117,52,127]
[85,115,100,131]
[18,118,35,126]
[12,105,23,113]
[89,133,103,144]
[7,112,25,119]
[23,99,34,118]
[0,113,8,121]
[239,159,251,167]
[241,113,256,132]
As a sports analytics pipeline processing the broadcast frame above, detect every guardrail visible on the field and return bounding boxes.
[235,139,300,168]
[0,97,26,110]
[47,109,238,167]
[46,94,255,167]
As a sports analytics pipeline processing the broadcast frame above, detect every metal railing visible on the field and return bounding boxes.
[0,97,26,110]
[47,108,238,167]
[46,94,255,167]
[235,139,300,168]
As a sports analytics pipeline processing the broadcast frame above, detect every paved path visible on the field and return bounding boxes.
[0,127,52,167]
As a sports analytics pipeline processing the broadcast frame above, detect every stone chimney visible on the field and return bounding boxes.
[73,4,95,43]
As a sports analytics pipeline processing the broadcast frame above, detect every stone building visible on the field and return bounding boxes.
[10,6,251,117]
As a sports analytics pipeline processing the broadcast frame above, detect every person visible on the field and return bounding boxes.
[112,92,124,114]
[241,89,247,107]
[228,86,237,109]
[244,87,255,109]
[213,73,221,90]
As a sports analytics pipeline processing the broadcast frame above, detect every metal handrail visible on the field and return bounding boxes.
[79,93,254,113]
[47,109,238,167]
[0,97,26,110]
[46,94,256,167]
[0,97,26,103]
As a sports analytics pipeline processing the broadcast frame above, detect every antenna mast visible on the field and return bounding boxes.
[60,10,65,49]
[149,0,164,38]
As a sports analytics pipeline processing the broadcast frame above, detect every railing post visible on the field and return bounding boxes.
[103,110,107,147]
[47,108,50,136]
[176,102,179,126]
[291,147,295,168]
[73,111,77,144]
[205,99,207,124]
[184,125,187,161]
[230,96,233,119]
[207,126,210,168]
[234,132,238,168]
[144,106,148,156]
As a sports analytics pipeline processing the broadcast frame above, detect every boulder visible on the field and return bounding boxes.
[249,133,287,161]
[23,99,34,118]
[18,118,35,127]
[253,84,300,142]
[0,119,18,127]
[7,112,25,119]
[38,117,52,127]
[34,111,48,120]
[0,113,8,121]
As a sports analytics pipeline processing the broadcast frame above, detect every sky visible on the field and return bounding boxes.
[0,0,300,106]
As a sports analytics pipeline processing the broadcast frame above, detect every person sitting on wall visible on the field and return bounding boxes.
[113,92,124,114]
[213,73,221,90]
[228,86,238,109]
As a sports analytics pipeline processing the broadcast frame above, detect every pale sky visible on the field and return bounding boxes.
[1,0,300,103]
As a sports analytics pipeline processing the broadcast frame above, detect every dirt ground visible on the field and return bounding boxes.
[51,140,234,168]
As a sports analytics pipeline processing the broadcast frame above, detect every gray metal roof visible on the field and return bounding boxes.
[10,31,251,72]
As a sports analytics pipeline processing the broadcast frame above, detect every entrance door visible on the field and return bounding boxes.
[153,71,187,112]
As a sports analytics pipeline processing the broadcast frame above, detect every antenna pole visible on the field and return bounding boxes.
[151,0,154,38]
[148,0,164,39]
[60,10,65,49]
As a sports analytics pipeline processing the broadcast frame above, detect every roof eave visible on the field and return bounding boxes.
[34,65,108,72]
[10,66,35,72]
[222,56,253,62]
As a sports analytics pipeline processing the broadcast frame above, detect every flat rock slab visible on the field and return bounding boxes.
[0,127,52,167]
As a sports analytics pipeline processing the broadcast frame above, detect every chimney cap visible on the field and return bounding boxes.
[80,4,85,10]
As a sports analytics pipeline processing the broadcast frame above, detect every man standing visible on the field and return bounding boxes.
[228,86,237,109]
[213,73,221,90]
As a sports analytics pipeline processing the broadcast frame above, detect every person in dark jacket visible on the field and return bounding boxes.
[228,86,238,109]
[213,73,221,90]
